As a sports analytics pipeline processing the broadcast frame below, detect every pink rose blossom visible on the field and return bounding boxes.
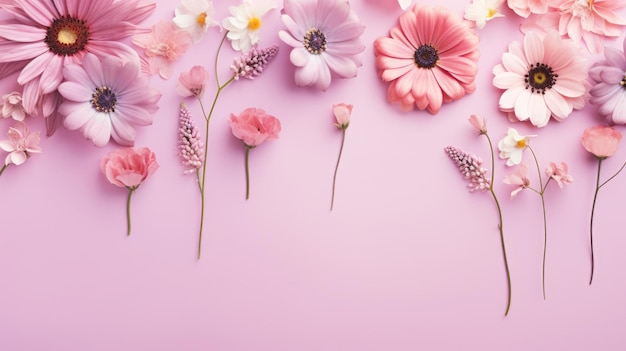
[101,147,159,189]
[1,92,26,121]
[228,107,281,147]
[468,114,487,134]
[333,103,352,129]
[545,162,573,188]
[503,163,531,198]
[177,66,209,98]
[133,20,193,79]
[0,121,41,166]
[582,125,622,159]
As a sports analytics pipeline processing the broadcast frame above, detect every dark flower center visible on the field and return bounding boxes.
[414,44,439,69]
[91,87,117,113]
[524,62,557,94]
[621,76,626,88]
[304,28,326,55]
[45,16,90,56]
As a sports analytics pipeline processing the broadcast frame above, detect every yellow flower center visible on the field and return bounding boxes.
[197,12,207,26]
[487,8,497,18]
[516,139,527,148]
[248,17,261,30]
[58,27,78,45]
[533,71,547,85]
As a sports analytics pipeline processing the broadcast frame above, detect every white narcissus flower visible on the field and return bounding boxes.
[464,0,505,28]
[497,128,536,166]
[173,0,219,44]
[222,0,276,52]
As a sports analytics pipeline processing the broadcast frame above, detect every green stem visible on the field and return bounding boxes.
[330,129,346,211]
[485,133,511,316]
[528,146,548,300]
[589,159,603,285]
[599,160,626,189]
[245,146,251,200]
[0,164,7,176]
[126,187,136,236]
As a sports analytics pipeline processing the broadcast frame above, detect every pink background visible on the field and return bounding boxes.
[2,0,626,350]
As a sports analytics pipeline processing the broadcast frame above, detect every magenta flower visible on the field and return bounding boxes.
[0,121,41,176]
[330,103,352,211]
[229,107,281,199]
[589,37,626,124]
[1,91,26,121]
[101,147,159,236]
[0,0,155,133]
[503,163,531,198]
[178,102,204,175]
[177,66,209,98]
[133,20,192,79]
[278,0,365,90]
[374,5,479,113]
[231,45,279,81]
[57,53,161,147]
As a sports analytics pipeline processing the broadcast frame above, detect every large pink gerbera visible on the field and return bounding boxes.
[492,30,587,127]
[373,5,479,113]
[0,0,155,133]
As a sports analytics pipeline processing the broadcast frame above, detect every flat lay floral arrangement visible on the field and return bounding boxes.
[2,0,626,329]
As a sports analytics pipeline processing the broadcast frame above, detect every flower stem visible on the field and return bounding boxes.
[245,146,251,200]
[0,164,7,176]
[126,187,136,236]
[330,129,346,211]
[485,134,511,316]
[528,146,548,300]
[589,158,603,285]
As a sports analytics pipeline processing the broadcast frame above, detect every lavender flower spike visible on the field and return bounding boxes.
[178,102,204,175]
[231,44,279,80]
[445,146,491,192]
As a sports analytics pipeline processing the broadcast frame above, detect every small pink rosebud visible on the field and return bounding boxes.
[468,114,487,134]
[333,103,352,129]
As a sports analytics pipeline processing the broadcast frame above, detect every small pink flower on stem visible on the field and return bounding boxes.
[545,162,573,188]
[228,108,281,200]
[0,121,41,176]
[1,92,26,121]
[177,66,209,98]
[503,163,530,198]
[101,147,159,236]
[330,103,352,211]
[468,114,487,135]
[231,45,279,80]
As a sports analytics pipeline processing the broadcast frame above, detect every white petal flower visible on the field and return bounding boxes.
[173,0,219,44]
[497,128,536,166]
[222,0,276,52]
[464,0,505,29]
[398,0,413,9]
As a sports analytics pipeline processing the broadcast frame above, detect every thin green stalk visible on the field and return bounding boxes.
[528,146,548,300]
[0,164,7,176]
[126,187,137,236]
[245,146,251,200]
[330,129,346,211]
[589,159,603,285]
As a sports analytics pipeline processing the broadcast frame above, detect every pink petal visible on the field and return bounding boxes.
[322,53,357,78]
[528,93,550,127]
[544,90,573,120]
[374,37,414,58]
[83,113,112,147]
[58,81,92,102]
[62,102,96,130]
[513,89,532,121]
[523,31,544,65]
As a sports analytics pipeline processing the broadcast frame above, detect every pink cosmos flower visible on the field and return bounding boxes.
[468,114,487,134]
[0,121,41,167]
[0,0,155,133]
[133,20,193,80]
[101,147,158,235]
[374,5,479,113]
[589,37,626,124]
[333,103,352,129]
[177,65,209,98]
[503,163,531,198]
[545,162,573,188]
[58,53,161,147]
[278,0,365,91]
[492,31,587,127]
[1,91,26,121]
[507,0,548,17]
[582,125,622,159]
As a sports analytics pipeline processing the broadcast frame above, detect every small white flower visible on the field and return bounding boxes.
[398,0,413,10]
[222,0,275,52]
[497,128,536,166]
[173,0,219,44]
[1,92,26,121]
[464,0,505,29]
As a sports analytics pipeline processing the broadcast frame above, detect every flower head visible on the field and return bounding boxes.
[223,0,276,53]
[589,37,626,124]
[229,107,281,147]
[503,163,531,198]
[178,102,204,174]
[231,44,279,80]
[101,147,158,189]
[278,0,365,90]
[582,125,622,159]
[493,31,587,127]
[177,65,209,98]
[0,121,41,166]
[507,0,549,17]
[1,91,26,121]
[444,146,491,192]
[374,5,479,113]
[468,114,488,134]
[333,103,352,129]
[464,0,505,29]
[132,20,192,79]
[545,161,573,188]
[173,0,219,43]
[498,128,536,166]
[58,53,161,147]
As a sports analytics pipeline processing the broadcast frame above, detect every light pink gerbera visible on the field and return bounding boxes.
[57,53,161,147]
[492,30,587,127]
[374,5,479,113]
[589,37,626,124]
[0,0,155,133]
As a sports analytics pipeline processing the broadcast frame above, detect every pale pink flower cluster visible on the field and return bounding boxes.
[0,121,41,167]
[231,45,280,80]
[503,163,531,198]
[444,146,491,192]
[178,102,204,174]
[1,92,26,121]
[546,162,574,188]
[177,66,209,98]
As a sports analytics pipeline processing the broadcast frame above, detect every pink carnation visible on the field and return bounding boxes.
[101,147,159,189]
[228,107,281,147]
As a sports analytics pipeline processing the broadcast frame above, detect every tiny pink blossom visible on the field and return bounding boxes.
[177,66,209,98]
[133,20,193,79]
[231,45,279,80]
[444,146,491,192]
[228,107,281,147]
[178,102,204,174]
[545,162,573,188]
[0,121,41,166]
[1,92,26,121]
[468,114,487,134]
[582,125,622,159]
[333,103,352,129]
[503,163,531,198]
[101,147,159,189]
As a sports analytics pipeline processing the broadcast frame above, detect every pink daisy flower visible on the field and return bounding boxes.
[0,0,155,133]
[374,5,479,113]
[492,30,587,127]
[57,53,161,147]
[589,37,626,124]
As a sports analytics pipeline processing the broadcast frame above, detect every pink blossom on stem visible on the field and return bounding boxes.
[133,20,193,79]
[0,121,41,167]
[178,102,204,175]
[177,66,209,98]
[228,107,281,147]
[444,146,491,192]
[333,103,352,129]
[582,125,622,159]
[1,92,26,121]
[468,114,487,134]
[545,162,573,188]
[503,163,531,198]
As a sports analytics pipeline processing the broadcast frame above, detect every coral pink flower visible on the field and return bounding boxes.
[589,37,626,124]
[0,121,41,167]
[493,31,587,127]
[58,53,161,147]
[0,0,155,133]
[177,65,209,98]
[503,163,531,198]
[101,147,158,235]
[582,125,622,159]
[278,0,365,90]
[1,91,26,121]
[545,161,573,188]
[468,114,487,134]
[374,5,479,113]
[507,0,549,17]
[133,20,192,79]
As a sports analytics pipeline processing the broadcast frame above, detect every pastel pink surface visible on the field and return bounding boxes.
[1,1,626,350]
